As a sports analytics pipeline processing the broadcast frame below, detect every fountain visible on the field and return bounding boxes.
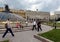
[0,4,25,21]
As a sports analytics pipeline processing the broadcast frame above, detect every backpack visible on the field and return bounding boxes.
[5,23,8,28]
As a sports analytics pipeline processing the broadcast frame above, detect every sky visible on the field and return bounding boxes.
[0,0,60,12]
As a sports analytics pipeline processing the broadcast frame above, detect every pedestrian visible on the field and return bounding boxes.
[2,19,14,38]
[37,19,42,32]
[16,21,20,28]
[32,20,37,30]
[25,21,28,27]
[19,22,23,30]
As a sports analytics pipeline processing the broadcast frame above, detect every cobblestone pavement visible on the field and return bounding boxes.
[0,24,53,42]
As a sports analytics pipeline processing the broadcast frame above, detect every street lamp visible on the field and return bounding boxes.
[50,11,56,29]
[36,9,38,21]
[54,14,57,29]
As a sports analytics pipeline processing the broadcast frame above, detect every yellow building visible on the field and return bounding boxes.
[0,7,4,12]
[10,9,26,18]
[0,7,26,18]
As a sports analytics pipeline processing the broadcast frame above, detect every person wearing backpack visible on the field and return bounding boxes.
[2,19,14,38]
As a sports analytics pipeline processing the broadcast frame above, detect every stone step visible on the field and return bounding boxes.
[0,27,32,34]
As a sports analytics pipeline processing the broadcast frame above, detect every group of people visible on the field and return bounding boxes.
[2,19,42,38]
[32,19,42,32]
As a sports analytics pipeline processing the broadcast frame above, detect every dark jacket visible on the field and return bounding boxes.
[37,21,41,27]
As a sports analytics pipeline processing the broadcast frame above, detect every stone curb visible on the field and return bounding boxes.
[34,35,54,42]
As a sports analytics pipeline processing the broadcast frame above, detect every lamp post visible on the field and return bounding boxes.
[54,14,56,29]
[50,11,56,29]
[36,9,38,21]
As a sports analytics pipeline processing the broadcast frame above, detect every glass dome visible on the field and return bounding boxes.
[0,12,25,21]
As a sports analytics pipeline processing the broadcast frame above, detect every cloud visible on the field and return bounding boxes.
[55,6,60,11]
[0,0,60,12]
[0,0,2,1]
[40,0,60,11]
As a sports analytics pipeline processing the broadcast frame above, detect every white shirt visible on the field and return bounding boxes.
[26,21,28,24]
[33,21,36,25]
[6,20,11,28]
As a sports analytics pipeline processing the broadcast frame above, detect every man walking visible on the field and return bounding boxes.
[2,19,14,38]
[25,21,28,27]
[37,19,42,32]
[32,20,37,30]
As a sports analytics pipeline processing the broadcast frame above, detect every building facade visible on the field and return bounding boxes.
[0,7,25,18]
[25,10,50,21]
[52,11,60,20]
